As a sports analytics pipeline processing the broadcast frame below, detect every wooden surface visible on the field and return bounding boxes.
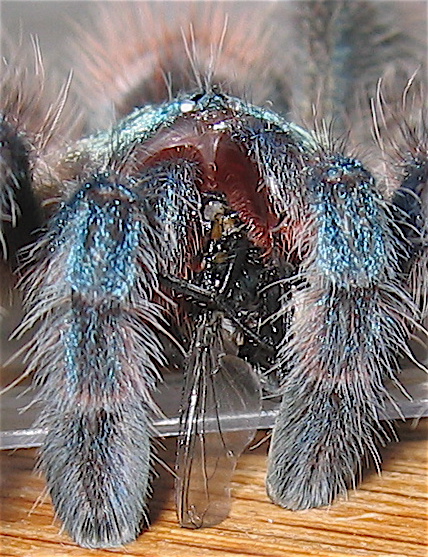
[1,420,427,557]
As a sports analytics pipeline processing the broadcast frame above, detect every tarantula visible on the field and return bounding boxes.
[1,0,427,549]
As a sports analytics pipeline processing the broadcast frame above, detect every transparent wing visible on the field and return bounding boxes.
[175,312,262,528]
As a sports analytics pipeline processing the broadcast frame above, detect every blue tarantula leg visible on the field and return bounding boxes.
[1,39,78,266]
[391,152,428,317]
[390,124,428,318]
[267,154,418,510]
[21,173,165,548]
[0,117,42,263]
[134,154,202,275]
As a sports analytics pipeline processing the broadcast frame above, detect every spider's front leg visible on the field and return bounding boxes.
[267,152,418,510]
[21,171,172,548]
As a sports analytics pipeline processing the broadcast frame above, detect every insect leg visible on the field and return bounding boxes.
[267,153,418,510]
[175,311,261,529]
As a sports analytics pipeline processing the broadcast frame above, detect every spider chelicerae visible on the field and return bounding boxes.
[1,0,427,549]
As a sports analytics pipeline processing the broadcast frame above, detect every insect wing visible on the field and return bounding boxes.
[175,314,262,528]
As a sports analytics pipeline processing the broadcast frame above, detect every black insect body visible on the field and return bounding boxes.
[1,1,427,549]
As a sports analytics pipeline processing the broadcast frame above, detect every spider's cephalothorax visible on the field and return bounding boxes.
[1,0,427,549]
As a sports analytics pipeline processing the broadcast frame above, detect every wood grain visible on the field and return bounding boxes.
[1,420,427,557]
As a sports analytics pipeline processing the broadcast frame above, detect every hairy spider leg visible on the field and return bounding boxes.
[391,145,428,319]
[0,118,42,263]
[135,155,203,276]
[266,154,419,510]
[20,173,167,548]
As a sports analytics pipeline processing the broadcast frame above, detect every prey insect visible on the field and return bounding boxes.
[1,0,427,549]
